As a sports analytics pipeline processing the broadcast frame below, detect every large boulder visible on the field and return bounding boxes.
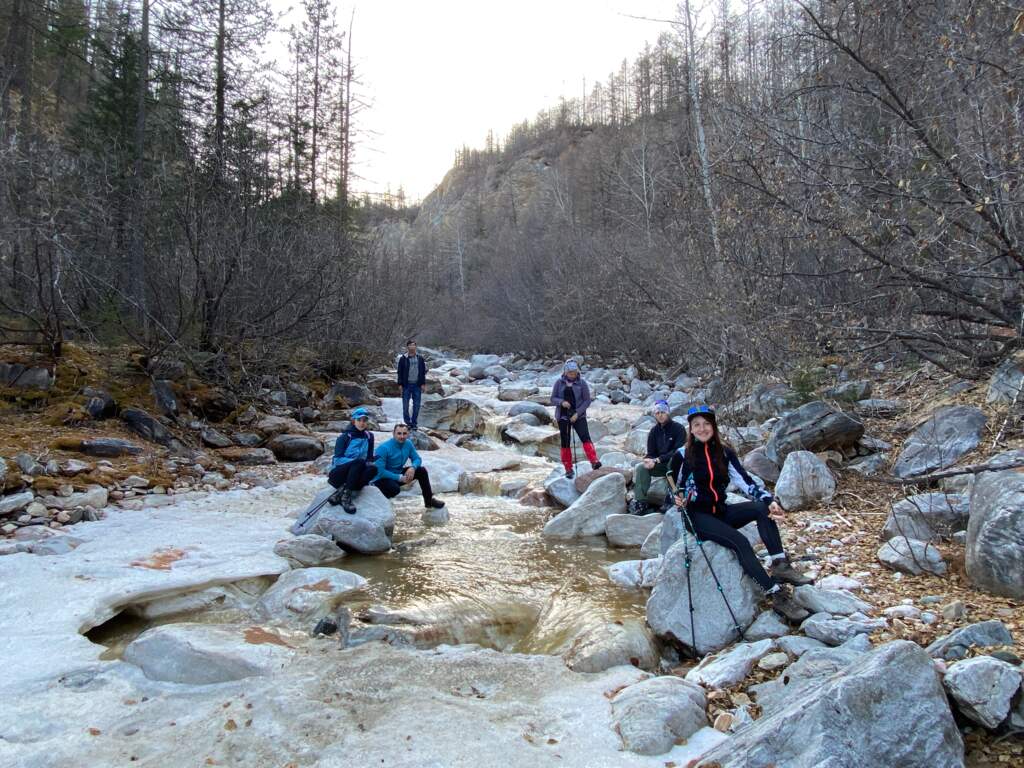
[695,641,964,767]
[562,619,659,673]
[966,466,1024,598]
[722,383,794,422]
[291,485,395,554]
[81,387,117,419]
[882,493,969,543]
[625,428,649,456]
[764,401,864,465]
[611,676,707,756]
[266,434,325,462]
[987,358,1024,404]
[605,512,664,548]
[773,450,836,511]
[501,421,559,451]
[273,534,346,567]
[878,537,947,576]
[121,407,172,446]
[324,381,379,407]
[742,447,780,483]
[217,446,277,466]
[38,485,108,511]
[123,624,294,684]
[467,354,500,379]
[543,471,581,509]
[574,466,632,494]
[0,362,53,390]
[893,405,986,478]
[542,472,626,539]
[944,656,1022,730]
[72,437,143,457]
[507,400,552,424]
[417,397,485,433]
[254,414,309,438]
[800,613,886,646]
[647,538,761,656]
[254,567,366,623]
[749,645,867,715]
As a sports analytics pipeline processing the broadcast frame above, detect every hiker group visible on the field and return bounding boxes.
[323,348,811,621]
[549,358,811,622]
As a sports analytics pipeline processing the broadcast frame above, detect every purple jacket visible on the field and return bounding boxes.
[550,375,592,421]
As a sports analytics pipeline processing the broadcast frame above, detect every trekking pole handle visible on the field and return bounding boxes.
[666,475,686,507]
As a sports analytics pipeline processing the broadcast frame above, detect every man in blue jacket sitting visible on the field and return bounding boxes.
[372,423,446,509]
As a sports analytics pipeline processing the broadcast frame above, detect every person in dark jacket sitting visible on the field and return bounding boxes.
[669,404,812,621]
[327,407,376,514]
[372,423,445,509]
[397,339,427,431]
[549,359,601,479]
[631,399,686,514]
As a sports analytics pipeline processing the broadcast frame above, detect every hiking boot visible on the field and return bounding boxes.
[770,587,810,622]
[328,489,346,507]
[340,489,357,514]
[425,498,446,509]
[564,468,575,480]
[770,558,813,586]
[629,498,650,516]
[591,461,602,471]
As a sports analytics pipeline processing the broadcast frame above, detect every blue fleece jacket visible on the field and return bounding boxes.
[373,437,422,481]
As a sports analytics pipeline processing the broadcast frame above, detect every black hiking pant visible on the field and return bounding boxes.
[374,466,434,504]
[328,460,376,492]
[683,501,784,592]
[558,416,592,447]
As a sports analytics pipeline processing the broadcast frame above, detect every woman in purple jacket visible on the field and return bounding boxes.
[550,360,601,478]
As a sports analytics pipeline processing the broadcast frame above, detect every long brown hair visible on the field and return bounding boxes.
[685,415,732,479]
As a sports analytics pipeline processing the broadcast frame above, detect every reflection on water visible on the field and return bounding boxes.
[341,489,647,654]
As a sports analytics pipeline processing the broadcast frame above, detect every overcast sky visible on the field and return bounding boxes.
[279,0,683,202]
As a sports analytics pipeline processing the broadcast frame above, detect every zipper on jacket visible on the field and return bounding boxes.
[704,443,719,504]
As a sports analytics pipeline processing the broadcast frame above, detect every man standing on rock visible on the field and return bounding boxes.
[550,359,601,479]
[631,400,685,514]
[372,423,446,509]
[397,339,427,431]
[327,408,377,514]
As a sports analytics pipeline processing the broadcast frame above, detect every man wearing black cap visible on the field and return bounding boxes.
[397,339,427,431]
[631,399,686,514]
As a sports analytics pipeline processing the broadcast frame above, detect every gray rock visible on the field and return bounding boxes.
[624,427,649,456]
[824,379,873,402]
[764,401,864,465]
[266,434,325,462]
[792,585,873,616]
[659,509,685,554]
[151,379,179,419]
[605,512,663,547]
[124,624,293,684]
[483,364,511,381]
[926,620,1014,661]
[878,537,947,575]
[607,558,663,589]
[121,408,172,446]
[417,396,485,433]
[38,485,108,511]
[944,656,1022,729]
[773,451,836,511]
[217,446,277,466]
[611,676,707,756]
[700,641,964,767]
[543,471,581,508]
[291,485,395,554]
[273,534,346,567]
[324,381,378,407]
[254,414,308,438]
[749,645,866,715]
[800,612,886,646]
[776,634,828,658]
[0,362,52,390]
[563,619,659,673]
[82,387,116,419]
[893,405,987,478]
[686,639,775,687]
[542,472,626,539]
[507,400,552,424]
[723,383,794,422]
[882,493,969,543]
[986,358,1024,404]
[200,427,234,449]
[254,567,366,622]
[14,452,43,475]
[647,539,761,656]
[0,490,35,517]
[742,447,780,483]
[73,438,143,457]
[745,610,791,641]
[640,523,662,559]
[967,467,1024,598]
[846,453,890,476]
[497,382,537,401]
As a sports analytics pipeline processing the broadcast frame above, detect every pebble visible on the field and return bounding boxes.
[920,595,944,605]
[56,484,73,498]
[56,510,71,524]
[26,502,48,518]
[1,523,16,535]
[921,612,938,624]
[124,475,149,489]
[882,605,921,620]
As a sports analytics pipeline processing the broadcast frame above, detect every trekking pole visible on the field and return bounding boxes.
[295,486,344,529]
[667,475,746,644]
[570,419,578,476]
[666,475,698,654]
